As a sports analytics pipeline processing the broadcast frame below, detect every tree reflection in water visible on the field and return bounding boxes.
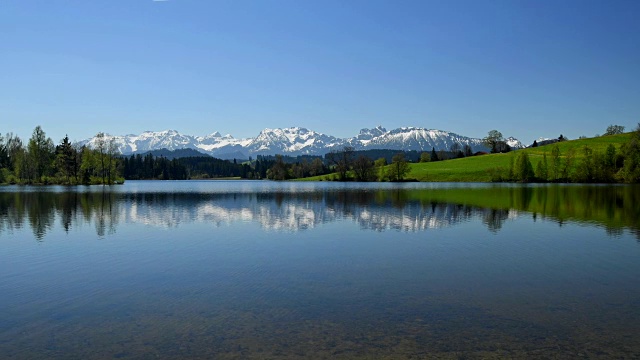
[1,184,639,240]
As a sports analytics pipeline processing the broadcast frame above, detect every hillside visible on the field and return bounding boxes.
[303,133,633,182]
[410,133,632,182]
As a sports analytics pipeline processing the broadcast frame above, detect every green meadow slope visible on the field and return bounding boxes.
[409,133,631,182]
[303,133,632,182]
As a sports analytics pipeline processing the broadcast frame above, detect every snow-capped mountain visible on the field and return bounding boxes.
[79,126,524,159]
[505,137,524,149]
[244,127,341,156]
[346,127,488,152]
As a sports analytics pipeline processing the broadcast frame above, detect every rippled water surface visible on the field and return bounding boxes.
[1,181,639,359]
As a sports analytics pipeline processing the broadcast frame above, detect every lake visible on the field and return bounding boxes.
[1,181,639,359]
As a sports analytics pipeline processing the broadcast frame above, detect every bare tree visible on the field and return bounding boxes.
[352,155,375,182]
[327,146,354,181]
[107,136,118,184]
[267,154,288,180]
[94,132,107,184]
[463,144,473,157]
[309,158,324,177]
[450,142,460,152]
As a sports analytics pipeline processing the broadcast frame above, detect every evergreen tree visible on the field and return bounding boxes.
[430,147,438,162]
[514,152,534,182]
[56,135,77,184]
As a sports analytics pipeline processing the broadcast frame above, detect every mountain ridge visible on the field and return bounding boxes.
[79,126,524,160]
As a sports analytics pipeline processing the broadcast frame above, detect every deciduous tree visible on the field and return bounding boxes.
[483,130,504,153]
[535,152,549,181]
[550,145,561,181]
[605,124,625,136]
[352,155,375,182]
[27,126,54,182]
[387,153,410,181]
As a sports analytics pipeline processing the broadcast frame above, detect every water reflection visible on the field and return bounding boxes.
[1,183,639,240]
[0,191,119,240]
[2,183,640,359]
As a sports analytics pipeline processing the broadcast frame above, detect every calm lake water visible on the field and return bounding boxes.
[1,181,639,359]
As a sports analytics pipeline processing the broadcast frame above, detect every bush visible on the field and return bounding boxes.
[489,167,508,182]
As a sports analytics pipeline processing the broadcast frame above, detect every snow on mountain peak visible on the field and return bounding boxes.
[80,125,524,159]
[505,137,524,149]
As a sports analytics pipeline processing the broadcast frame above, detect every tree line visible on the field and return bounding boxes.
[121,154,255,180]
[0,126,121,185]
[266,147,414,182]
[265,140,485,182]
[6,124,637,184]
[491,124,640,183]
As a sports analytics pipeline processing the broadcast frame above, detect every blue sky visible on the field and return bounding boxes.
[1,0,639,145]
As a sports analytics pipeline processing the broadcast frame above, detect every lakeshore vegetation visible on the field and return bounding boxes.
[296,124,640,183]
[2,124,639,185]
[0,127,122,185]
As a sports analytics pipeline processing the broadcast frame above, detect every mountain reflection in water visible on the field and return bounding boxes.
[1,182,640,359]
[1,183,639,240]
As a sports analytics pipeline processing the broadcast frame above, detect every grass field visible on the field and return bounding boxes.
[303,133,632,182]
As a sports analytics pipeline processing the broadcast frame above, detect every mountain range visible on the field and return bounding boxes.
[79,126,524,160]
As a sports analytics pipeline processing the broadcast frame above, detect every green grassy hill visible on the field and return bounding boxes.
[412,133,631,182]
[303,133,632,182]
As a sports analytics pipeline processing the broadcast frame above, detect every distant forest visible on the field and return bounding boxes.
[121,154,257,180]
[120,149,457,181]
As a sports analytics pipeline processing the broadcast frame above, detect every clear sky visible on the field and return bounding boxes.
[1,0,639,145]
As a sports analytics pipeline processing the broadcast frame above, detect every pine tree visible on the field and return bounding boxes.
[430,147,438,162]
[515,152,534,182]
